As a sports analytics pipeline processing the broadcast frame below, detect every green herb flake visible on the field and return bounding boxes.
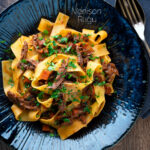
[80,75,87,79]
[48,82,53,86]
[53,35,62,39]
[48,45,57,56]
[101,59,104,63]
[63,118,70,122]
[60,37,68,44]
[48,62,55,71]
[18,32,22,37]
[87,69,93,77]
[101,71,105,75]
[20,93,24,96]
[94,81,106,86]
[50,133,55,137]
[72,98,80,102]
[91,44,94,47]
[29,49,32,51]
[84,34,91,37]
[19,116,22,121]
[83,106,91,113]
[67,74,72,79]
[35,100,40,106]
[89,55,99,60]
[38,37,43,40]
[51,89,60,98]
[25,83,30,88]
[38,91,44,99]
[36,114,40,118]
[68,61,77,68]
[52,41,57,46]
[8,78,14,87]
[21,59,27,63]
[0,40,6,44]
[98,27,103,31]
[65,46,72,53]
[43,30,49,35]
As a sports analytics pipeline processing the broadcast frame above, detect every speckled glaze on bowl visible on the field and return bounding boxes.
[0,0,148,150]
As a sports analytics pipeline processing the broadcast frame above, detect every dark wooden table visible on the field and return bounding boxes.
[0,0,150,150]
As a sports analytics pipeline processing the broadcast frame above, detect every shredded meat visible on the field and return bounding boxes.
[17,59,38,71]
[80,44,94,56]
[94,72,105,82]
[104,85,112,95]
[21,41,28,59]
[82,34,89,42]
[48,59,69,90]
[32,34,45,53]
[66,32,73,41]
[7,91,39,110]
[76,45,83,66]
[102,62,119,83]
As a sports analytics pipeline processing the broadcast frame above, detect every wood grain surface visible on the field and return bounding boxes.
[0,0,150,150]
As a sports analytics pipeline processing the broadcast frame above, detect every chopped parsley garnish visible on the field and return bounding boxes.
[94,81,106,86]
[38,91,44,99]
[63,118,70,122]
[28,49,32,51]
[8,78,14,87]
[72,98,80,102]
[35,100,40,106]
[36,114,40,118]
[68,61,77,68]
[80,75,87,79]
[50,133,55,137]
[51,89,61,98]
[20,93,24,96]
[101,58,104,63]
[83,106,91,113]
[67,74,72,79]
[48,45,57,56]
[59,37,68,44]
[18,32,22,37]
[25,82,30,88]
[73,40,77,44]
[38,37,43,40]
[91,44,94,47]
[32,88,38,92]
[80,95,89,100]
[21,59,27,63]
[101,71,105,75]
[84,34,91,37]
[65,46,72,53]
[61,85,67,93]
[89,55,99,60]
[53,35,62,39]
[52,40,57,46]
[0,40,6,44]
[19,116,22,121]
[48,62,55,71]
[87,69,93,77]
[43,30,49,35]
[98,27,103,31]
[48,82,53,86]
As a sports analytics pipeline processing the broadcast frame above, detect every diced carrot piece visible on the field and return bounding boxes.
[37,49,44,53]
[42,125,51,132]
[92,86,95,96]
[39,70,52,80]
[23,77,31,83]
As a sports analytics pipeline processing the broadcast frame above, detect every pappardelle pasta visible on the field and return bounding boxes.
[2,12,119,140]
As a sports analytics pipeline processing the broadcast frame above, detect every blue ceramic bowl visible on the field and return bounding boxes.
[0,0,148,149]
